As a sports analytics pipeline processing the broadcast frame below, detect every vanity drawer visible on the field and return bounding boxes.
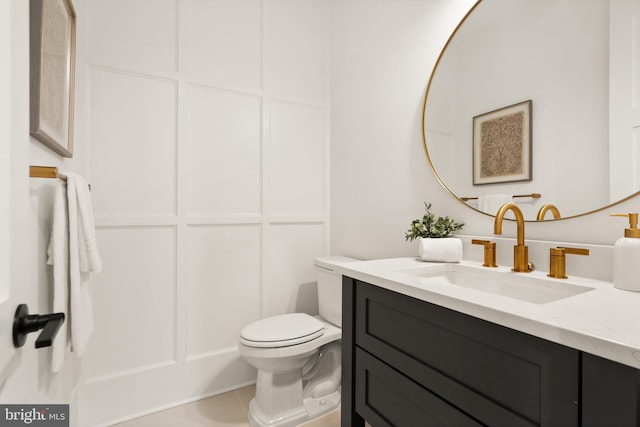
[355,347,484,427]
[354,280,579,427]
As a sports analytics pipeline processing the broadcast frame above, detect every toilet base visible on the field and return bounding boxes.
[303,390,340,421]
[240,319,342,427]
[248,391,340,427]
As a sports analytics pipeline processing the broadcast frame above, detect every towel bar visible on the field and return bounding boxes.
[30,165,67,181]
[461,193,541,202]
[29,165,91,190]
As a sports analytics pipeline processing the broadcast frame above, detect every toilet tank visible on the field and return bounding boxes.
[314,256,359,327]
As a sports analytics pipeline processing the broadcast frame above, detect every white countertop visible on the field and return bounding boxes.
[335,257,640,369]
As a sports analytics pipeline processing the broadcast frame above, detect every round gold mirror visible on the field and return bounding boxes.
[423,0,640,221]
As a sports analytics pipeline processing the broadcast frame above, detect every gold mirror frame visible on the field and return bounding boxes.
[421,0,639,222]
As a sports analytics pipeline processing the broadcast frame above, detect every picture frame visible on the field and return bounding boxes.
[30,0,76,158]
[473,100,532,185]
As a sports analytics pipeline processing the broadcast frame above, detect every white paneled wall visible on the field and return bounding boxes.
[187,85,262,216]
[88,0,178,73]
[79,0,330,425]
[186,0,261,87]
[186,224,261,359]
[265,0,329,101]
[87,227,177,379]
[89,69,178,217]
[266,223,325,316]
[270,101,326,216]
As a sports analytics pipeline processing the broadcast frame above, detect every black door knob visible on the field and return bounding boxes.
[12,304,65,348]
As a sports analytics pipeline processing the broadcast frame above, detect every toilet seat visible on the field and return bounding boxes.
[240,313,325,348]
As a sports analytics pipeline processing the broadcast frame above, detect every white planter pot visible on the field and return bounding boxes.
[418,237,462,263]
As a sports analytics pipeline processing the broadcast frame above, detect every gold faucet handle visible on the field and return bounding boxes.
[561,247,590,256]
[471,239,492,245]
[471,239,498,268]
[548,247,589,279]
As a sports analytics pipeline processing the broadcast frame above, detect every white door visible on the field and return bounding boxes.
[0,0,29,384]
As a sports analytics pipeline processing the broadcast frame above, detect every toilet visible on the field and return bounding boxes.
[238,256,357,427]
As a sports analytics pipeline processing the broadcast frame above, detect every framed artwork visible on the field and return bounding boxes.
[30,0,76,158]
[473,100,532,185]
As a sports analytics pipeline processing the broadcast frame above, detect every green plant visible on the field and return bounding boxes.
[405,202,464,241]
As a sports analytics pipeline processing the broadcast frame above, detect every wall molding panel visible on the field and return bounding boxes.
[80,0,330,425]
[79,350,255,426]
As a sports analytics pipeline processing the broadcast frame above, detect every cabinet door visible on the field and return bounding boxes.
[354,281,579,427]
[582,353,640,427]
[355,348,485,427]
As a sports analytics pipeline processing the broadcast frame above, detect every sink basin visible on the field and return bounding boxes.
[399,264,594,304]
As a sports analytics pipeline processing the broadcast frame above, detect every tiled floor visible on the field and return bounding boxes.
[114,385,340,427]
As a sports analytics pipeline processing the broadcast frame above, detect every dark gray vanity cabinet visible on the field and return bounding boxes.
[581,353,640,427]
[342,277,640,427]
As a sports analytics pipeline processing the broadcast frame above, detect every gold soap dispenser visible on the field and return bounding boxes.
[610,213,640,291]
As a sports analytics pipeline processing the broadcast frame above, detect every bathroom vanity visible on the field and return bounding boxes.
[338,258,640,427]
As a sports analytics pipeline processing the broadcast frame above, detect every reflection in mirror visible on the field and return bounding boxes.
[423,0,640,221]
[536,204,561,221]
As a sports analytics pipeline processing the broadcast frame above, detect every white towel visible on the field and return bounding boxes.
[478,194,512,215]
[47,182,70,373]
[418,237,463,263]
[66,173,102,357]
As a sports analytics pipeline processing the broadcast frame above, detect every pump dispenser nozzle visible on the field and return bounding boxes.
[611,213,640,238]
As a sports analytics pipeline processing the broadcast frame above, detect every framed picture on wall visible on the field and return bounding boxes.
[472,100,532,185]
[30,0,76,158]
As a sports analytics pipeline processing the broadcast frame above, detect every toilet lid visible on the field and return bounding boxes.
[240,313,325,348]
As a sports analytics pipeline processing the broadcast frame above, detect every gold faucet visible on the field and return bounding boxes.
[494,203,534,272]
[536,204,561,221]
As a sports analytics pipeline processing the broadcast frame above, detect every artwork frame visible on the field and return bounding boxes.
[473,100,532,185]
[30,0,76,158]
